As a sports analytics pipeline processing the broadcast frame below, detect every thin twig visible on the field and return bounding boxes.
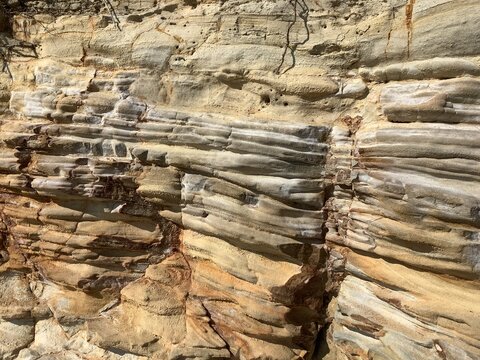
[275,0,297,74]
[275,0,310,74]
[0,48,13,79]
[102,0,122,31]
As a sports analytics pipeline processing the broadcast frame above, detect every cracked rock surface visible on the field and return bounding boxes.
[0,0,479,359]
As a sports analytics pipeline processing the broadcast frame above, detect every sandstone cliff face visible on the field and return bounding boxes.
[0,0,479,359]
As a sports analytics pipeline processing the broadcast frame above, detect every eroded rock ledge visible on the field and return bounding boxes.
[0,1,479,359]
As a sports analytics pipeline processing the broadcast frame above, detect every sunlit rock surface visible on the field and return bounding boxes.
[0,0,479,359]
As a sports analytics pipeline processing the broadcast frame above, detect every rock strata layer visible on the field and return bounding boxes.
[0,1,479,359]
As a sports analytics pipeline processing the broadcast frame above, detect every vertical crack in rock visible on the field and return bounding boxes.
[405,0,415,59]
[200,301,236,358]
[312,115,359,358]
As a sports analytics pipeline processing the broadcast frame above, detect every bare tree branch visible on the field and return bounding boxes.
[275,0,310,75]
[0,54,12,79]
[102,0,122,31]
[1,40,38,79]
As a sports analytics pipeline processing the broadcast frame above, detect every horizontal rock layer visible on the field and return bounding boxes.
[324,77,480,359]
[0,0,479,359]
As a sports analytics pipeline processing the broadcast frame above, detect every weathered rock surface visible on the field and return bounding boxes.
[0,0,479,359]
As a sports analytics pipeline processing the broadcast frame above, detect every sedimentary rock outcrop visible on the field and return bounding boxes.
[0,0,479,359]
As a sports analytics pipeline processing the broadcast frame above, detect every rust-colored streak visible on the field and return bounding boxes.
[405,0,416,58]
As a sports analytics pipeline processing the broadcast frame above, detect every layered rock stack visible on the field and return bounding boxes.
[0,1,479,359]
